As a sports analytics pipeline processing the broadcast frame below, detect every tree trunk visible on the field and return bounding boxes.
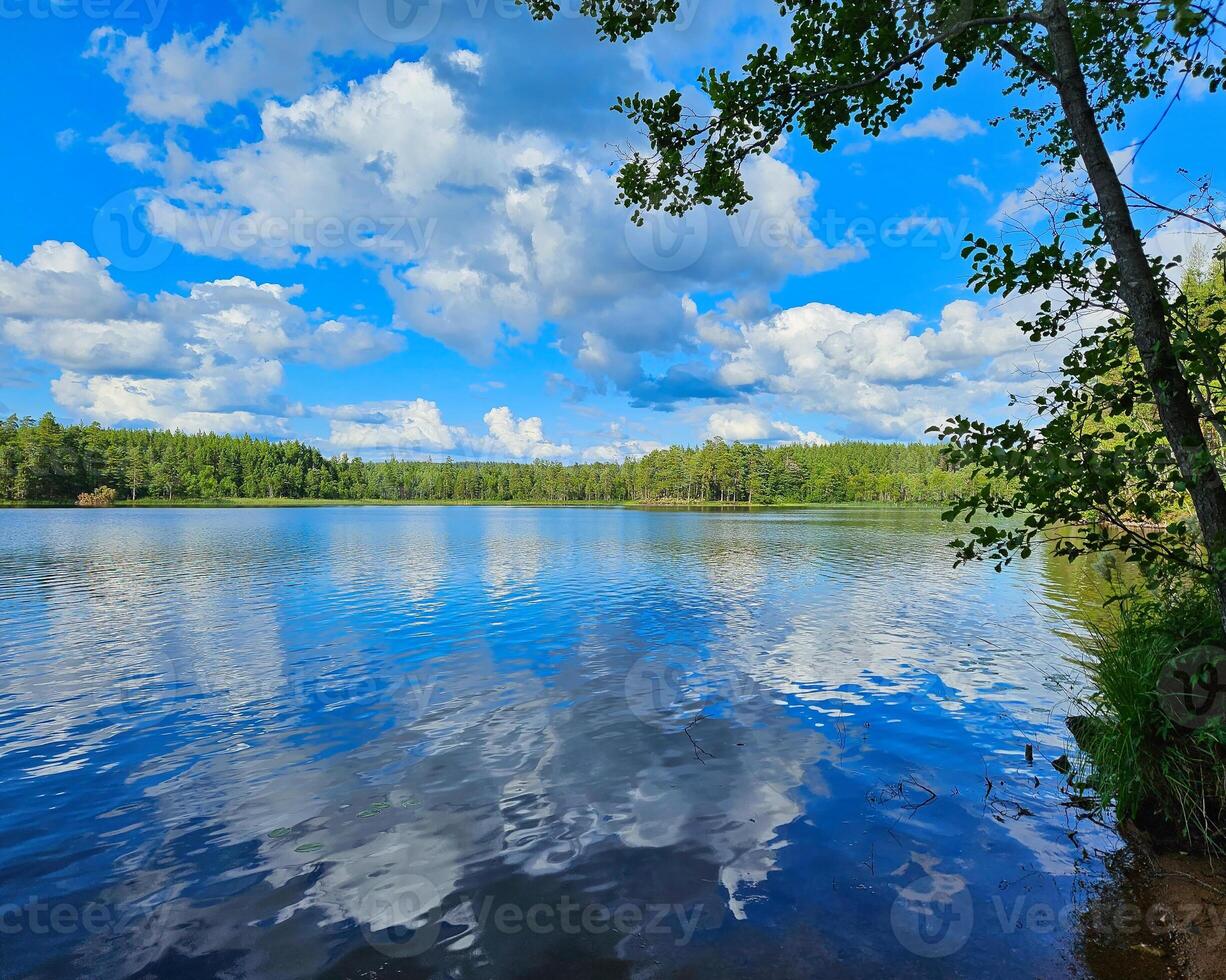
[1044,0,1226,632]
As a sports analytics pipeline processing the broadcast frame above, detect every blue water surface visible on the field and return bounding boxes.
[0,506,1127,978]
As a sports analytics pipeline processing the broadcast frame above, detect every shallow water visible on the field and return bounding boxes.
[0,506,1138,978]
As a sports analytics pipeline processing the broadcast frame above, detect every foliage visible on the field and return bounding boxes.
[522,1,1224,219]
[936,253,1226,577]
[0,414,981,505]
[1072,584,1226,854]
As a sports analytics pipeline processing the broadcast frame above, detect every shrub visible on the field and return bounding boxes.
[76,486,117,508]
[1071,584,1226,855]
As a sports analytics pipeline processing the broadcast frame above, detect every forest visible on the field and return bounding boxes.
[0,413,976,505]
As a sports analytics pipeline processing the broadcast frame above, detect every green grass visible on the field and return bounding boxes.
[1071,584,1226,855]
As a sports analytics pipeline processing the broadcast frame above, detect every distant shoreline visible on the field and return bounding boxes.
[3,415,979,510]
[1,498,950,511]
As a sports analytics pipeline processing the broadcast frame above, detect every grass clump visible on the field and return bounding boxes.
[1072,584,1226,856]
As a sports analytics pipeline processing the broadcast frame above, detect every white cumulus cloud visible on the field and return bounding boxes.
[704,293,1056,439]
[116,59,862,372]
[448,49,484,75]
[885,108,984,142]
[324,401,572,460]
[705,407,825,445]
[0,241,401,433]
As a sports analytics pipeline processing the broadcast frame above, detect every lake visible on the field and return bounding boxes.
[0,506,1145,978]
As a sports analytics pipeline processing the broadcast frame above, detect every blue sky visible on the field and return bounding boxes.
[0,0,1220,461]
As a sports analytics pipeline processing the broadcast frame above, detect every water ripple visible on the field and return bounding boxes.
[0,506,1117,978]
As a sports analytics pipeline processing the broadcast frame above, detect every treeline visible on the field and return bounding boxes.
[0,414,978,505]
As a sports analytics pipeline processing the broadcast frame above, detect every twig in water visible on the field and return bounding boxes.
[684,713,714,764]
[860,842,876,876]
[901,776,938,813]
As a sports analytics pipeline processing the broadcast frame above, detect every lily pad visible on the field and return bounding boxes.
[294,842,325,853]
[358,802,391,817]
[268,827,293,839]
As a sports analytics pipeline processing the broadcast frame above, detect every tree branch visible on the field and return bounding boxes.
[1000,39,1055,81]
[1121,180,1226,236]
[789,13,1048,103]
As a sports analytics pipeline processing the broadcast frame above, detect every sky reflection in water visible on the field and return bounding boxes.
[0,507,1124,978]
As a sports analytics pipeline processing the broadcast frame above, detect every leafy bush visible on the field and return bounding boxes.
[76,486,117,508]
